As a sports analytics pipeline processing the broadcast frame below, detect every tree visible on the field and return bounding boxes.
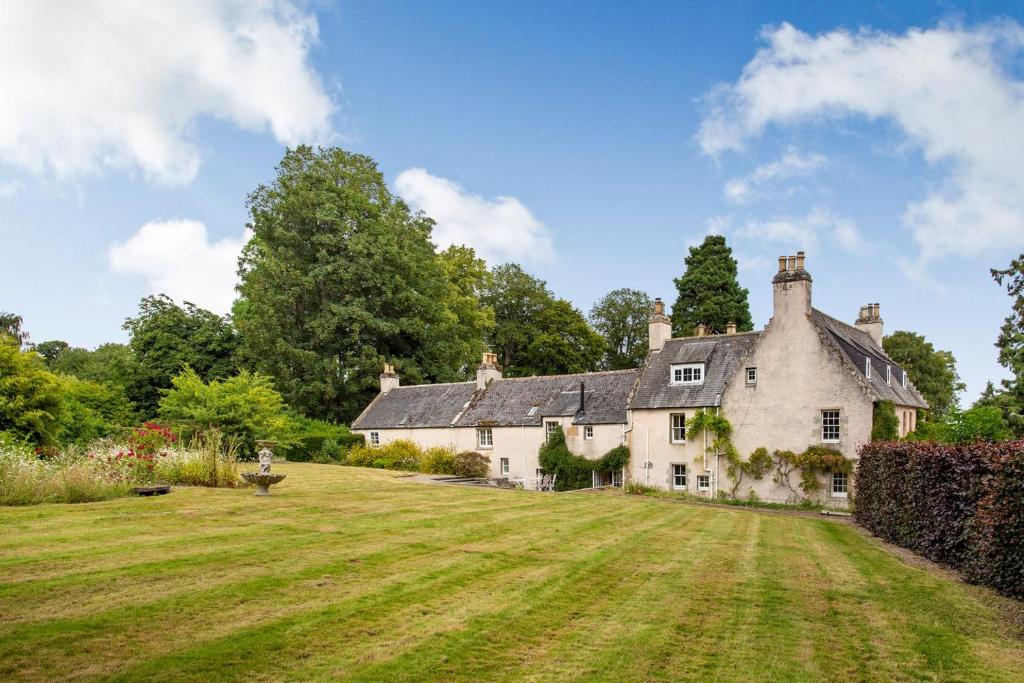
[589,288,653,370]
[0,337,63,445]
[57,376,135,446]
[235,146,475,422]
[986,254,1024,436]
[0,312,29,347]
[424,246,494,378]
[882,331,965,417]
[33,340,69,364]
[482,263,602,376]
[123,295,239,417]
[670,235,752,337]
[158,367,293,459]
[871,401,900,441]
[47,343,137,393]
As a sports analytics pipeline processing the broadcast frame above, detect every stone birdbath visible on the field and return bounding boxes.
[241,440,286,496]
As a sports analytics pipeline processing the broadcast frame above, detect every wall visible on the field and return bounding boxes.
[354,419,627,485]
[628,408,714,497]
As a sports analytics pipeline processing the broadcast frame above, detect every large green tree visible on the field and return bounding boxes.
[589,288,653,370]
[670,235,752,337]
[983,253,1024,435]
[0,337,63,445]
[0,312,29,347]
[235,146,489,422]
[123,295,239,417]
[482,264,602,376]
[882,331,965,417]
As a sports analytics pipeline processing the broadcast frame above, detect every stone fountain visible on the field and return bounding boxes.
[241,440,286,496]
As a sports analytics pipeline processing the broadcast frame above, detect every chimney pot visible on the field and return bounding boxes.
[654,297,664,315]
[726,321,736,335]
[696,323,706,337]
[796,251,805,270]
[778,256,787,272]
[788,255,797,272]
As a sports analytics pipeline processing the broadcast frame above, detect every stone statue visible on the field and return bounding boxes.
[258,446,273,475]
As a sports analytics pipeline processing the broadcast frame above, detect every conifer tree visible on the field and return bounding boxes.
[670,236,752,337]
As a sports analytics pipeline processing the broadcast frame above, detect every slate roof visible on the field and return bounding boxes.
[810,309,929,409]
[630,332,761,410]
[455,369,639,427]
[351,382,477,430]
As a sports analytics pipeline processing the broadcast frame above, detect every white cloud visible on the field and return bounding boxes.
[0,1,333,185]
[108,220,249,314]
[723,147,826,203]
[698,22,1024,259]
[730,207,862,252]
[394,168,555,264]
[0,181,22,199]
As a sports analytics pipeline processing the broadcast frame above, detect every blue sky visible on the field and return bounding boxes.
[3,1,1023,403]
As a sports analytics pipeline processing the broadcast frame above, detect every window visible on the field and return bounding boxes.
[670,413,687,443]
[670,363,704,385]
[612,470,623,488]
[477,427,493,448]
[369,431,380,447]
[545,421,559,441]
[832,471,848,498]
[865,358,872,379]
[500,457,509,475]
[746,367,757,385]
[527,406,539,416]
[584,425,594,440]
[886,365,892,385]
[821,410,841,442]
[697,474,710,492]
[672,464,687,490]
[902,371,908,389]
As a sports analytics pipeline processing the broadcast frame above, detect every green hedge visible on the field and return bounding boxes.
[538,427,629,491]
[855,440,1024,599]
[280,419,363,462]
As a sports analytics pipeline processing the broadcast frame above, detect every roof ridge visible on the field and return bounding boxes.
[497,368,639,381]
[664,330,762,343]
[388,380,476,390]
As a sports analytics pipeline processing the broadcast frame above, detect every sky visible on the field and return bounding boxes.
[3,0,1024,403]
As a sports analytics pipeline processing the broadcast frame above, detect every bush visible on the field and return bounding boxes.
[871,401,900,441]
[420,446,457,474]
[855,439,1024,599]
[279,417,363,462]
[346,439,423,471]
[0,337,64,445]
[453,451,490,478]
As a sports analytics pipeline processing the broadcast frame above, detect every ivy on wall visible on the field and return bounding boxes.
[538,427,629,491]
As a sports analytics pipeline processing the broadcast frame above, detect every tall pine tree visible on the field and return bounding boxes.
[670,235,752,337]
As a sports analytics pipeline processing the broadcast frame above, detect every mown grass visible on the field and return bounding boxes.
[1,463,1021,682]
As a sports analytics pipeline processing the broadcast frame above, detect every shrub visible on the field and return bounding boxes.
[346,439,423,471]
[855,439,1024,599]
[279,417,363,462]
[420,446,458,474]
[871,400,900,441]
[0,337,64,445]
[453,451,490,478]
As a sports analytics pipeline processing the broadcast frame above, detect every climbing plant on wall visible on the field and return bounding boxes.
[538,427,630,491]
[770,445,851,499]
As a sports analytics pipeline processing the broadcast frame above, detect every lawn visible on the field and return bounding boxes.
[1,464,1022,682]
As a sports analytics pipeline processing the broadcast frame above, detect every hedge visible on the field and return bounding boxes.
[280,419,364,462]
[855,440,1024,599]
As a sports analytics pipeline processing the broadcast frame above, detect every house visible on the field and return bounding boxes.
[352,251,927,504]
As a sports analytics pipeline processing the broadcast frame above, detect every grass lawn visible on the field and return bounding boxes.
[1,463,1022,682]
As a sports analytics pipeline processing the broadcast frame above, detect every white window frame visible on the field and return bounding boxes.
[500,457,509,475]
[746,367,757,385]
[670,413,687,444]
[886,365,892,385]
[369,431,380,447]
[697,474,710,492]
[821,410,841,443]
[477,427,493,449]
[902,371,908,389]
[832,471,848,498]
[612,469,623,488]
[865,358,872,379]
[583,425,594,440]
[671,463,687,490]
[670,363,704,386]
[545,421,559,441]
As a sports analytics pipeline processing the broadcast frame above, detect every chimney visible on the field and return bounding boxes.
[476,352,502,390]
[854,302,884,347]
[726,321,736,335]
[696,323,707,337]
[379,363,399,394]
[648,297,671,352]
[578,381,586,416]
[771,251,813,328]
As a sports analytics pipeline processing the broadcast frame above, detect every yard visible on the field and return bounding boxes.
[1,464,1022,682]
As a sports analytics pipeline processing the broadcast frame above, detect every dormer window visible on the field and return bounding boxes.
[902,371,908,389]
[865,358,872,379]
[886,365,891,385]
[670,363,704,385]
